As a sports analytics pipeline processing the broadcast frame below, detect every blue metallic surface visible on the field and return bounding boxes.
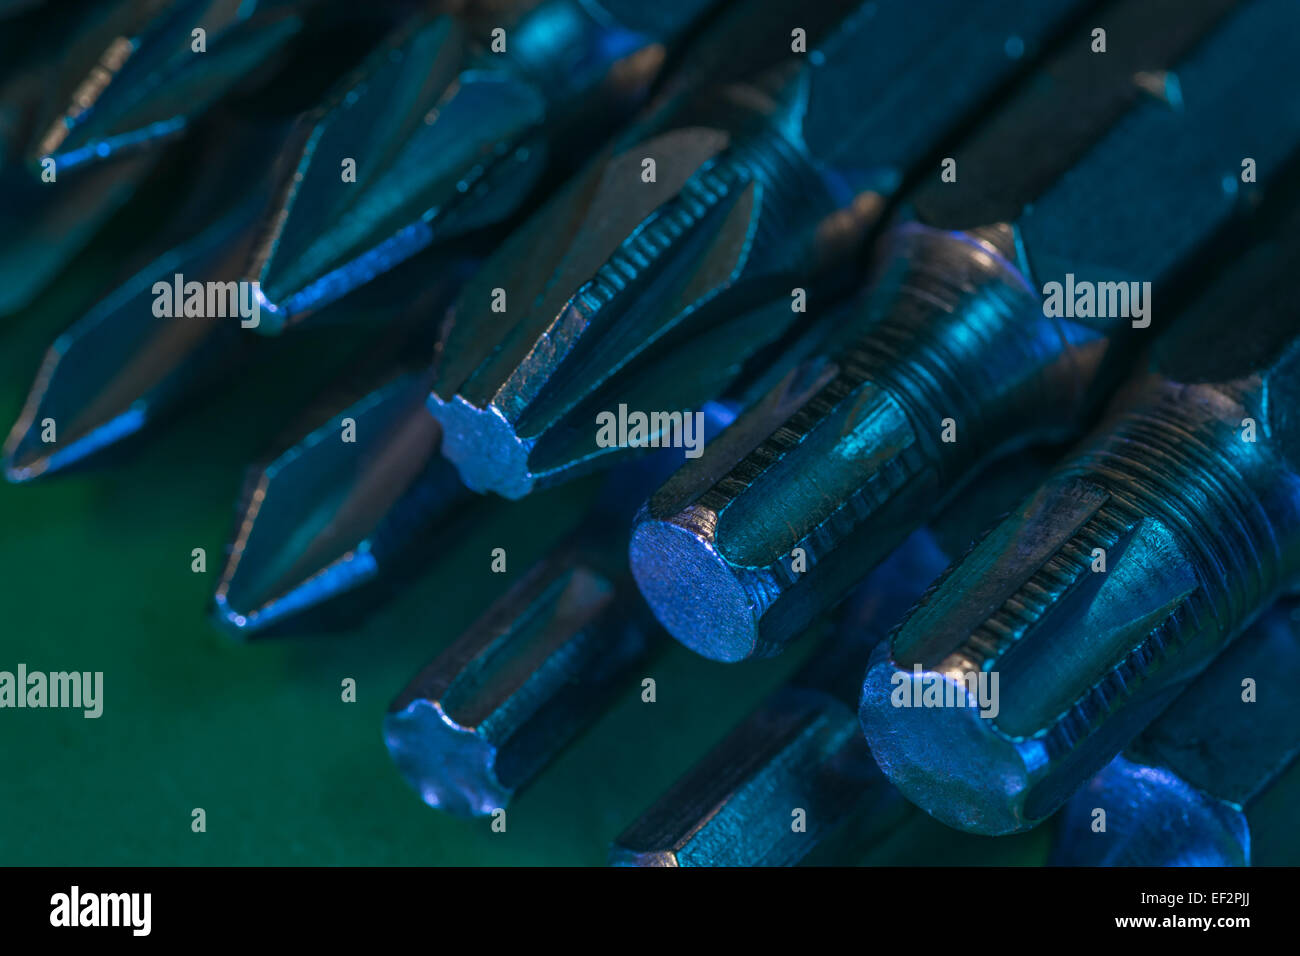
[7,0,1300,869]
[383,401,737,817]
[0,0,357,316]
[862,128,1300,834]
[610,448,1052,865]
[2,118,310,479]
[1054,757,1251,867]
[212,370,480,637]
[610,529,945,865]
[427,0,1086,498]
[3,199,255,481]
[27,0,305,172]
[630,0,1298,665]
[1052,596,1300,866]
[246,0,718,328]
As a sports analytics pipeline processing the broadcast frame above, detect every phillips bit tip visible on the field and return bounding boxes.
[3,195,261,481]
[3,117,312,478]
[247,0,714,328]
[212,370,479,637]
[28,0,306,173]
[428,0,1081,499]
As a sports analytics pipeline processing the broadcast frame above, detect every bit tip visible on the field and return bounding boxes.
[383,699,510,819]
[428,393,536,499]
[212,376,448,637]
[3,386,148,484]
[209,547,379,640]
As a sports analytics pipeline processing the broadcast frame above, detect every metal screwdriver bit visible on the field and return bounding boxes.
[4,199,256,481]
[385,543,654,818]
[631,0,1294,663]
[383,401,736,817]
[0,1,166,163]
[1051,597,1300,866]
[0,2,402,315]
[609,530,946,866]
[2,118,309,480]
[21,0,310,173]
[211,330,480,637]
[246,0,720,329]
[609,449,1051,866]
[861,189,1300,835]
[428,0,1089,499]
[381,310,894,814]
[226,287,845,638]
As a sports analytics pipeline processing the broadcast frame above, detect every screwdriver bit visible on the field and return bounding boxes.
[2,117,310,481]
[609,530,944,866]
[0,2,373,316]
[631,0,1294,663]
[609,449,1050,865]
[384,401,736,817]
[226,283,848,638]
[21,0,309,173]
[379,305,887,812]
[1051,597,1300,866]
[4,201,255,481]
[861,185,1300,834]
[0,1,165,163]
[428,0,1089,499]
[385,543,653,818]
[246,0,720,329]
[211,321,479,636]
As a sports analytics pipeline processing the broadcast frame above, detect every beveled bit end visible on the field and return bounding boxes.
[859,652,1036,836]
[861,473,1206,835]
